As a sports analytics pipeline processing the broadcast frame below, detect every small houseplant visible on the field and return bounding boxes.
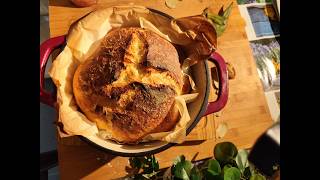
[124,141,278,180]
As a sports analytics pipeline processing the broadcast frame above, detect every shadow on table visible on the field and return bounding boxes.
[49,0,75,7]
[49,0,101,8]
[58,140,117,179]
[175,140,206,146]
[58,138,206,179]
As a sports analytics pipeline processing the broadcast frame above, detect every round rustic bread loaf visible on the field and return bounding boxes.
[73,27,184,143]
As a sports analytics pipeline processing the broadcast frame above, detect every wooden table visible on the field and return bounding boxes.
[48,0,273,179]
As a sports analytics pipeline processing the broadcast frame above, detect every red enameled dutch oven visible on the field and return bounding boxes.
[40,8,228,157]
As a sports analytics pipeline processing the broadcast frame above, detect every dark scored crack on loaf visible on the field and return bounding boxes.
[73,27,184,143]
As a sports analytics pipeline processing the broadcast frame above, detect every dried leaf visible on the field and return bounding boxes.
[210,67,219,90]
[226,62,236,79]
[142,171,159,179]
[165,0,178,9]
[174,15,217,53]
[186,74,197,91]
[216,122,228,139]
[163,167,173,180]
[214,111,222,117]
[218,6,224,16]
[180,93,199,103]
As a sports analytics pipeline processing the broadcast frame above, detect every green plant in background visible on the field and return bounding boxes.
[125,142,275,180]
[203,3,233,37]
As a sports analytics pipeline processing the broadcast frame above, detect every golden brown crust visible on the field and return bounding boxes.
[151,102,180,134]
[110,83,176,142]
[73,27,184,143]
[142,31,183,87]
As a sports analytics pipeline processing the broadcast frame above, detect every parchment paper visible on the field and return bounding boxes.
[49,5,216,143]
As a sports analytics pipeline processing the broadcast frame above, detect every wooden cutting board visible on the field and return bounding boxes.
[47,0,273,179]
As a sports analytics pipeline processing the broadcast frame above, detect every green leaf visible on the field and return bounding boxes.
[172,156,193,180]
[206,14,226,25]
[214,142,238,164]
[178,168,190,180]
[207,159,221,176]
[204,171,223,180]
[204,3,233,37]
[222,2,233,19]
[236,0,246,5]
[222,164,232,175]
[249,173,266,180]
[181,160,193,175]
[151,155,159,171]
[173,155,186,165]
[224,167,241,180]
[235,149,249,173]
[209,22,225,37]
[190,166,202,180]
